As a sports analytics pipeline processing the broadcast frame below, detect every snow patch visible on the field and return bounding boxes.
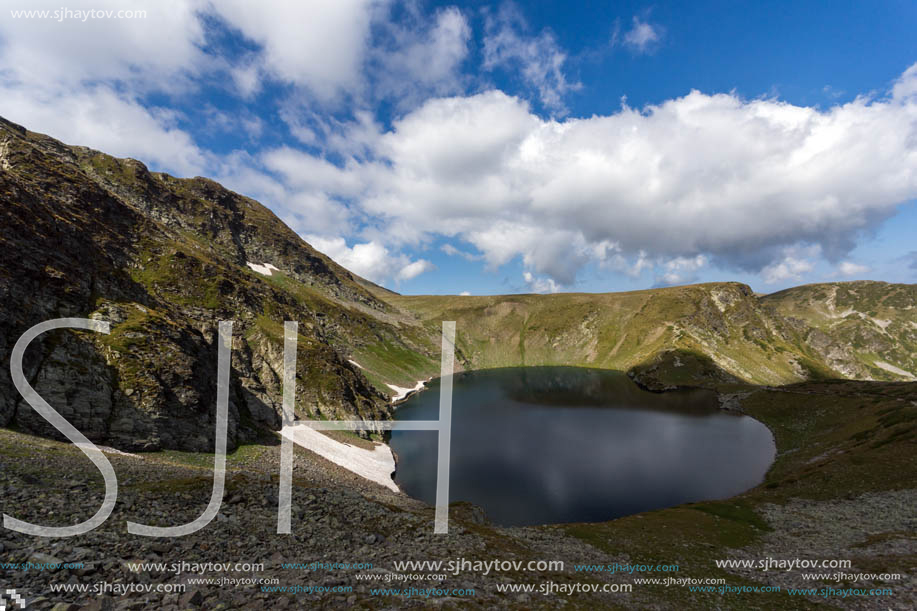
[348,359,364,369]
[246,262,280,276]
[387,380,426,403]
[75,443,141,459]
[874,361,915,379]
[281,424,398,492]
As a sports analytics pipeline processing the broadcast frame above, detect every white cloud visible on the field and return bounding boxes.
[482,6,580,114]
[838,261,870,276]
[0,0,211,176]
[0,0,208,91]
[370,6,470,106]
[604,250,652,278]
[305,66,917,286]
[322,111,384,157]
[235,64,917,288]
[212,150,353,235]
[762,251,816,284]
[213,1,469,110]
[304,236,433,284]
[262,147,365,197]
[202,106,264,141]
[397,259,435,281]
[656,255,708,286]
[5,1,915,294]
[523,271,560,294]
[230,61,263,99]
[208,0,381,102]
[892,63,917,101]
[459,290,471,296]
[241,116,265,139]
[620,16,663,54]
[441,244,482,261]
[0,84,208,176]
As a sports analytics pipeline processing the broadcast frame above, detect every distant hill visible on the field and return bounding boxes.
[387,281,916,390]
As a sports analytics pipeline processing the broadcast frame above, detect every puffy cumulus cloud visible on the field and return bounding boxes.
[0,0,212,176]
[214,1,471,108]
[482,5,580,114]
[618,17,663,54]
[369,5,471,106]
[397,259,436,281]
[208,0,382,102]
[304,236,433,285]
[837,261,871,276]
[262,147,366,197]
[522,271,560,294]
[302,65,917,286]
[655,255,708,287]
[8,0,914,293]
[0,84,208,176]
[0,0,408,179]
[761,248,818,284]
[0,0,208,90]
[892,64,917,101]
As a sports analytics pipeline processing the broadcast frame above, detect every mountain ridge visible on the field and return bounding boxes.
[1,115,915,452]
[0,116,438,451]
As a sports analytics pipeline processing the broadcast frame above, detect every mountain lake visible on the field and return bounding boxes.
[389,367,775,526]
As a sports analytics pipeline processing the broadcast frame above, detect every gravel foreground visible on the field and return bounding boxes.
[1,414,914,610]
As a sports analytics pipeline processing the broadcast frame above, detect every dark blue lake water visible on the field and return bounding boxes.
[389,367,775,526]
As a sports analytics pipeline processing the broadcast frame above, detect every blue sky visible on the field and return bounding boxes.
[2,0,916,295]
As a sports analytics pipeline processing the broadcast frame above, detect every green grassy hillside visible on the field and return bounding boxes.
[763,281,917,382]
[386,282,861,388]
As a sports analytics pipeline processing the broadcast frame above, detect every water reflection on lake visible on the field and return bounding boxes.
[389,367,775,527]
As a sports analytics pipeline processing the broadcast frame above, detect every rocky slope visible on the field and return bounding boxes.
[763,281,917,381]
[0,116,438,452]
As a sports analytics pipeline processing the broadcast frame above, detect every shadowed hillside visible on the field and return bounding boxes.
[0,116,438,452]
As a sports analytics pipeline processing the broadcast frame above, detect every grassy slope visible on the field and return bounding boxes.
[70,136,441,400]
[386,283,818,386]
[763,281,917,382]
